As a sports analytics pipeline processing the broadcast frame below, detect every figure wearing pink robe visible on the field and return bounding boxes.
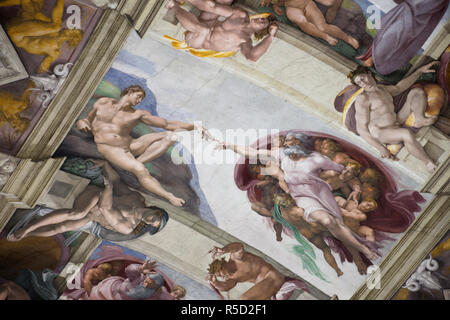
[84,264,162,300]
[274,150,380,254]
[64,245,174,300]
[276,151,344,223]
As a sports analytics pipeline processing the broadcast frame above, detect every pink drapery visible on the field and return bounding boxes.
[64,244,174,300]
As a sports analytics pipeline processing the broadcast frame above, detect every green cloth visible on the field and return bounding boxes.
[273,204,328,281]
[332,190,346,199]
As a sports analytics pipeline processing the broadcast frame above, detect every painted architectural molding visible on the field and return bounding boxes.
[0,25,28,86]
[147,1,445,184]
[350,195,450,300]
[407,21,450,76]
[0,153,19,189]
[15,9,132,160]
[420,154,450,195]
[0,0,447,301]
[0,157,66,232]
[30,63,73,108]
[118,0,165,38]
[91,0,120,9]
[403,255,442,293]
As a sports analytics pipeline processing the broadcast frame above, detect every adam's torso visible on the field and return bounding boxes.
[91,100,141,148]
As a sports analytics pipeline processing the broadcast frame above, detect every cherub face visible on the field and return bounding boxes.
[314,139,323,152]
[358,200,377,213]
[271,135,284,148]
[340,165,358,180]
[321,139,336,155]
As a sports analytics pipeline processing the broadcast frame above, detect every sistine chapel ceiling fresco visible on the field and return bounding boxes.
[0,0,449,305]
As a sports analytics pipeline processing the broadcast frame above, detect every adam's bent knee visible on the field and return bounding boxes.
[130,162,148,176]
[163,131,178,144]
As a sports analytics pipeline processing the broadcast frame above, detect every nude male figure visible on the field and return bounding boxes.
[207,242,286,300]
[165,0,278,62]
[10,160,167,240]
[261,0,358,49]
[77,85,210,207]
[351,61,439,172]
[1,0,82,73]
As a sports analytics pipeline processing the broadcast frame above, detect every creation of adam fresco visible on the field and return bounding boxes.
[0,0,448,304]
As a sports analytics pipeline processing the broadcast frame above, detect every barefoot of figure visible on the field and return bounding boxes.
[325,35,338,46]
[413,115,438,128]
[347,36,360,50]
[168,194,185,207]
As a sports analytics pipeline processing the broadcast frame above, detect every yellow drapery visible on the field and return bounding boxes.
[163,35,235,58]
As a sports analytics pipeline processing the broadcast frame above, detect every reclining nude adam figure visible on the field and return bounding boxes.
[76,85,211,207]
[165,0,278,61]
